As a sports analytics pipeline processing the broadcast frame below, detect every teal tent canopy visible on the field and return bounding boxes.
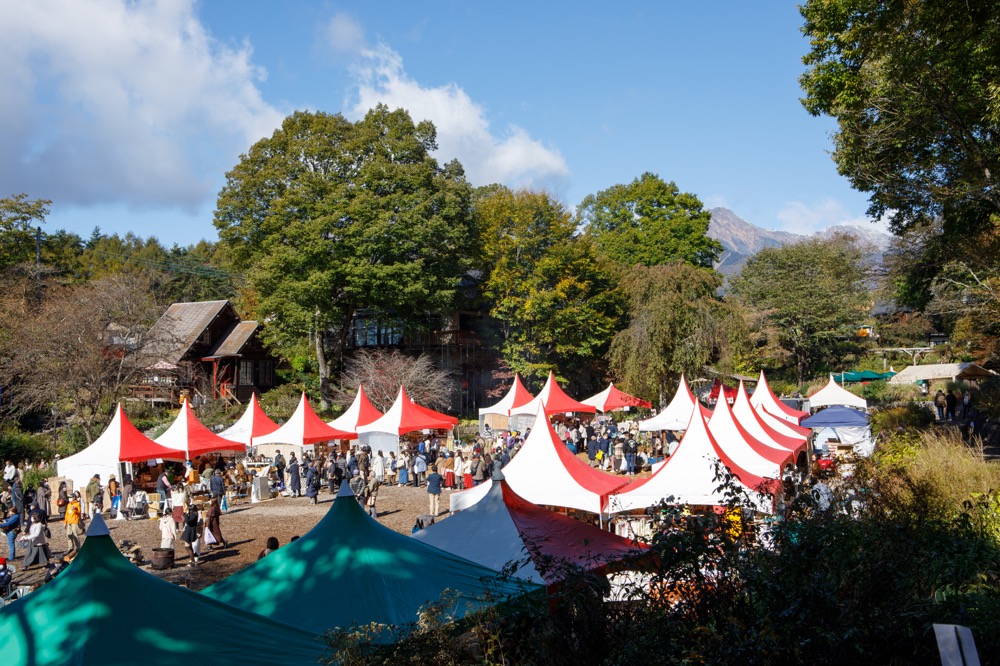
[202,483,540,637]
[834,370,895,383]
[0,515,324,666]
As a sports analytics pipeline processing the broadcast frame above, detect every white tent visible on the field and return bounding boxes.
[218,393,280,447]
[155,401,244,459]
[449,407,629,515]
[477,374,535,434]
[508,371,596,417]
[56,404,183,495]
[639,376,698,432]
[608,409,772,513]
[749,371,808,425]
[327,385,384,436]
[355,387,457,457]
[731,382,807,459]
[253,393,353,451]
[807,375,868,410]
[888,362,997,385]
[707,394,792,478]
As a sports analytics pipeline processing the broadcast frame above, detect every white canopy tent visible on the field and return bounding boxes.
[449,407,629,515]
[807,375,868,410]
[327,385,383,436]
[707,395,792,478]
[218,393,279,448]
[608,409,773,513]
[639,376,698,432]
[477,374,535,435]
[355,387,457,457]
[749,370,808,425]
[730,382,808,460]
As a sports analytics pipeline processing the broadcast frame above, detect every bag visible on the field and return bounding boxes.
[44,526,51,539]
[204,529,218,546]
[220,496,228,512]
[57,498,67,507]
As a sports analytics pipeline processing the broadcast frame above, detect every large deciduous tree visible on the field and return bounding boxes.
[608,263,746,406]
[800,0,1000,236]
[730,234,872,385]
[475,186,623,387]
[214,106,474,407]
[0,194,50,270]
[0,273,162,443]
[578,172,721,268]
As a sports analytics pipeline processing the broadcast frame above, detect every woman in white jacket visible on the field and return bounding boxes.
[452,454,466,491]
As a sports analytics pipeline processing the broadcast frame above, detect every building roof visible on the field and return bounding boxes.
[144,300,232,365]
[209,320,260,358]
[889,362,997,384]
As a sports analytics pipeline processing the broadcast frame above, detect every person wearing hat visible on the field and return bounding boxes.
[64,492,84,553]
[85,474,102,518]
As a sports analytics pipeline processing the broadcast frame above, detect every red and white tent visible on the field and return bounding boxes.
[731,382,808,457]
[327,385,383,435]
[708,394,793,478]
[509,371,596,417]
[218,393,280,448]
[478,374,535,417]
[639,376,699,432]
[581,382,652,413]
[750,370,808,425]
[254,393,353,447]
[56,403,185,492]
[608,409,775,513]
[155,401,245,459]
[356,387,457,455]
[450,407,629,514]
[807,375,868,410]
[415,477,647,585]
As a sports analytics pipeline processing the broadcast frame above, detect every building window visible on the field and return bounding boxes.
[258,360,274,387]
[239,360,254,386]
[200,330,212,345]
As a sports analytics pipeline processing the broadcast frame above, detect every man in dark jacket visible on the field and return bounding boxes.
[624,437,639,476]
[209,470,225,499]
[273,450,286,490]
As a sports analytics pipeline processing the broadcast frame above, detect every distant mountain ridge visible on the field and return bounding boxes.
[707,207,891,276]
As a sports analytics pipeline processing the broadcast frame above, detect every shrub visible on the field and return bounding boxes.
[870,402,935,436]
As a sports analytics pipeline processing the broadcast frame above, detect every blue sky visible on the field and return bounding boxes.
[0,1,878,247]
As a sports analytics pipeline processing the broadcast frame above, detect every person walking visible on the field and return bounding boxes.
[19,513,51,569]
[159,509,176,549]
[85,474,102,518]
[426,466,443,517]
[945,391,957,421]
[934,390,947,420]
[210,470,225,500]
[37,478,52,520]
[180,503,202,566]
[64,492,84,554]
[204,498,227,549]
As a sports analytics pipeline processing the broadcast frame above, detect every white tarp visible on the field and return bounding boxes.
[807,375,868,410]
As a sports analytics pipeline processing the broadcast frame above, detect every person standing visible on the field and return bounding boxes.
[397,450,410,486]
[624,436,639,476]
[85,475,102,518]
[56,482,69,520]
[366,477,380,519]
[273,450,286,491]
[426,466,443,517]
[962,390,972,420]
[159,510,176,549]
[19,513,51,569]
[2,461,15,485]
[357,447,370,482]
[305,462,320,505]
[372,450,385,484]
[156,469,171,513]
[288,454,301,497]
[210,469,225,500]
[1,507,19,560]
[453,453,466,490]
[413,451,428,488]
[64,492,84,553]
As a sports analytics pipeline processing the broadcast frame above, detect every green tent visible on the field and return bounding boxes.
[202,483,540,637]
[0,515,325,665]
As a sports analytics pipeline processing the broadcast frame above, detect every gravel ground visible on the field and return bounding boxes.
[11,482,456,592]
[11,451,649,592]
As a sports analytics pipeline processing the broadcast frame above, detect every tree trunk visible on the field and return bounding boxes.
[315,330,331,411]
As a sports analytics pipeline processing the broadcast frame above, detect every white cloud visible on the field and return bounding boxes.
[348,43,569,190]
[0,0,283,211]
[324,13,366,55]
[776,198,887,234]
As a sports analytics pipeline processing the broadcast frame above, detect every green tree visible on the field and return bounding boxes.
[608,262,745,406]
[0,194,50,269]
[800,0,1000,236]
[475,187,623,387]
[578,172,721,268]
[730,234,871,385]
[214,106,474,407]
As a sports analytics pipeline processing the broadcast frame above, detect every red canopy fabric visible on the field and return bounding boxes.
[356,386,457,436]
[510,371,597,416]
[218,393,280,447]
[112,404,187,463]
[328,385,383,434]
[255,393,354,446]
[154,401,245,458]
[708,379,738,404]
[582,382,652,412]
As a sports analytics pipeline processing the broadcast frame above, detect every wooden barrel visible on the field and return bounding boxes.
[150,548,174,570]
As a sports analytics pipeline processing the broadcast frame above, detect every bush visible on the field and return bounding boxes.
[870,402,935,436]
[259,383,313,421]
[0,429,52,465]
